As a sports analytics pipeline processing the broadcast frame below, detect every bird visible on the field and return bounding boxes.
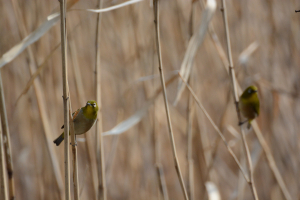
[53,100,98,146]
[238,86,260,129]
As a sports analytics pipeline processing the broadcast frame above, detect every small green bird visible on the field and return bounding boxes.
[239,86,260,129]
[53,100,99,146]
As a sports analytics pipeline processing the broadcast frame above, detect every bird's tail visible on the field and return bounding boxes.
[53,133,65,146]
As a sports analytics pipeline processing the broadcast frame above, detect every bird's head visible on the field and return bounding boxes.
[85,100,99,112]
[241,85,258,99]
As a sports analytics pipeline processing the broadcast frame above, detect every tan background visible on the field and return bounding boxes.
[0,0,299,199]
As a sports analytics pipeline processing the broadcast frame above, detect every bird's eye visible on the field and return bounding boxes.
[248,89,252,93]
[92,103,96,107]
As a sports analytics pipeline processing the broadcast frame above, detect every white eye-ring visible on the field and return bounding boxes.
[92,103,96,107]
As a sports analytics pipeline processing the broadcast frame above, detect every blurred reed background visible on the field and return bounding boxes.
[0,0,300,199]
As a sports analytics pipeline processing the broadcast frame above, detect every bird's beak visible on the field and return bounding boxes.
[254,90,258,93]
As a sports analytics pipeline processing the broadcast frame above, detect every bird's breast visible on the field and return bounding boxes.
[239,101,257,120]
[73,110,96,135]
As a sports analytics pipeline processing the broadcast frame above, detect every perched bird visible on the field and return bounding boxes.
[53,100,98,146]
[239,86,260,129]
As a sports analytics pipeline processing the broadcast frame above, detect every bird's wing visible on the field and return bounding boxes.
[61,109,81,129]
[72,108,81,118]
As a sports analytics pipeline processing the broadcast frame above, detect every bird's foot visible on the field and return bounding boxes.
[238,120,248,126]
[70,142,77,146]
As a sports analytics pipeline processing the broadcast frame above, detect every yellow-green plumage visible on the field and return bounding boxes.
[53,100,99,146]
[239,86,260,129]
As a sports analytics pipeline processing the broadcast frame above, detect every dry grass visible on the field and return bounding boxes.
[0,0,300,199]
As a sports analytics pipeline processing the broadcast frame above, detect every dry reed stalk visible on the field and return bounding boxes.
[0,71,14,200]
[65,41,80,198]
[220,1,259,199]
[0,135,8,200]
[69,38,98,199]
[150,25,164,200]
[11,1,64,198]
[153,86,169,200]
[187,82,195,200]
[195,113,210,198]
[0,92,8,200]
[95,0,107,199]
[151,39,169,200]
[69,101,79,200]
[187,80,195,200]
[178,74,249,183]
[153,1,189,199]
[187,3,195,200]
[59,0,70,199]
[156,163,169,200]
[237,139,247,200]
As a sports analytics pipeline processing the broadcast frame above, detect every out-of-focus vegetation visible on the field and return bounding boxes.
[0,0,300,199]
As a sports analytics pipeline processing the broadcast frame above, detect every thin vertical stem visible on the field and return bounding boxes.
[0,71,14,200]
[59,0,70,199]
[187,3,195,200]
[151,26,169,200]
[187,82,194,200]
[220,1,258,199]
[153,1,189,200]
[70,101,79,200]
[153,73,169,200]
[0,79,8,200]
[156,164,169,200]
[95,0,106,200]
